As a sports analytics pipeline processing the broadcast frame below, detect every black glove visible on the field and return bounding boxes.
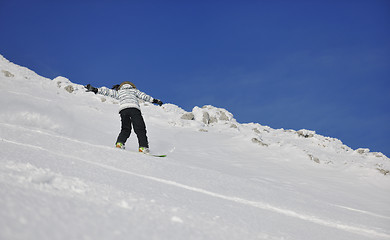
[85,84,98,94]
[152,98,163,106]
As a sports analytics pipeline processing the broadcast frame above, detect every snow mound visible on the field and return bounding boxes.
[1,54,388,175]
[1,161,89,194]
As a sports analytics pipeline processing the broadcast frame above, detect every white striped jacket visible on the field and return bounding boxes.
[97,84,154,112]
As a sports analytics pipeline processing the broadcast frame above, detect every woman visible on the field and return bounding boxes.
[85,81,163,153]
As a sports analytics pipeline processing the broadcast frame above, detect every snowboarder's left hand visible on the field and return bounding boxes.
[153,99,163,106]
[85,84,98,94]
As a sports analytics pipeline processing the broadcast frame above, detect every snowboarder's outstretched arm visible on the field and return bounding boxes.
[135,89,162,106]
[97,86,119,99]
[85,84,119,99]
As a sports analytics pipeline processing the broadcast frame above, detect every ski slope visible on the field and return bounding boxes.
[1,54,389,240]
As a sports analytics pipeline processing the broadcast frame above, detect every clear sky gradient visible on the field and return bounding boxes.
[1,0,389,156]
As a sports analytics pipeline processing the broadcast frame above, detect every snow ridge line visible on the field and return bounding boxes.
[333,205,390,220]
[2,138,390,239]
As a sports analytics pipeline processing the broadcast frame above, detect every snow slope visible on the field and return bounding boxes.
[0,54,389,240]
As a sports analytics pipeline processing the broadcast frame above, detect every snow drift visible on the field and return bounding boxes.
[1,54,389,240]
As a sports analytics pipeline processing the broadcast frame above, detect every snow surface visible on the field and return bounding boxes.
[0,54,389,240]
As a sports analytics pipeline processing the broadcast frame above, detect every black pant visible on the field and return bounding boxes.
[116,108,149,148]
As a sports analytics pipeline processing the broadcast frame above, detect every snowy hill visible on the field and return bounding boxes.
[0,54,389,240]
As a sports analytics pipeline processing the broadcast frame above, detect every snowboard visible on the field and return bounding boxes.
[137,149,167,157]
[148,154,167,158]
[115,146,167,157]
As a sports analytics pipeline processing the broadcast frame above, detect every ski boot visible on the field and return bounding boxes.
[116,142,125,149]
[139,147,150,154]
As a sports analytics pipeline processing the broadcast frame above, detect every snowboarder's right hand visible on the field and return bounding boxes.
[153,99,163,106]
[85,84,98,94]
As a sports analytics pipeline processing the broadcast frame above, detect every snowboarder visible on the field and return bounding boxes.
[85,81,163,154]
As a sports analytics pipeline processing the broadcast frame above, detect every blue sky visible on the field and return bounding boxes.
[1,0,389,156]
